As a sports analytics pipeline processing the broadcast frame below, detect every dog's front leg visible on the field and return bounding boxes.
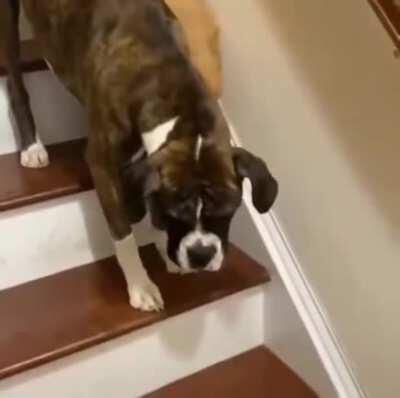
[87,145,164,312]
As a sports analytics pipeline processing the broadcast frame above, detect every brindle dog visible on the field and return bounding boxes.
[1,0,278,311]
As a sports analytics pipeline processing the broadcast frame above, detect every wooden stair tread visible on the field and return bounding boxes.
[0,39,47,76]
[0,139,92,212]
[145,346,317,398]
[368,1,400,50]
[0,244,269,380]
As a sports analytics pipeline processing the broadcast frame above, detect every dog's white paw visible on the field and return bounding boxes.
[20,142,49,168]
[128,280,164,312]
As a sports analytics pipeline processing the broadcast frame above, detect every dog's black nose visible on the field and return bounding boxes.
[187,243,217,269]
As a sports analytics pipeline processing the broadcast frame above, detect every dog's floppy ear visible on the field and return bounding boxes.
[233,147,278,213]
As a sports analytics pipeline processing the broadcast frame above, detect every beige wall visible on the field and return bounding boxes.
[210,0,400,396]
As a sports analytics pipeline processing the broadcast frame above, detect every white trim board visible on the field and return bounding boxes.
[225,108,365,398]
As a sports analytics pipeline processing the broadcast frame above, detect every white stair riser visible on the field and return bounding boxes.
[0,287,264,398]
[0,72,87,155]
[0,193,254,291]
[0,191,114,290]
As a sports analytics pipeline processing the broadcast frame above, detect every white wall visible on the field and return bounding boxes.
[211,0,400,397]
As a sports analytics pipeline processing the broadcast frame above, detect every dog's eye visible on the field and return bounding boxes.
[202,188,241,218]
[203,202,237,218]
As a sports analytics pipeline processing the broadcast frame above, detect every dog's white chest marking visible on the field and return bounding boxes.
[142,117,179,155]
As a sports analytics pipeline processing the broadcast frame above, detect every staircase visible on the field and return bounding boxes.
[0,41,316,397]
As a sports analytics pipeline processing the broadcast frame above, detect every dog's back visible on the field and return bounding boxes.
[24,1,186,99]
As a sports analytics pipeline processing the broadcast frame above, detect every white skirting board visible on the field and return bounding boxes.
[0,287,264,398]
[226,107,365,398]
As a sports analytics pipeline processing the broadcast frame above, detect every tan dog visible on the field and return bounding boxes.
[166,0,221,97]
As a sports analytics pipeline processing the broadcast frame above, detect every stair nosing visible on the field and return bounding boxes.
[0,138,92,212]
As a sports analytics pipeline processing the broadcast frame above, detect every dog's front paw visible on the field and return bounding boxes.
[128,280,164,312]
[20,142,49,168]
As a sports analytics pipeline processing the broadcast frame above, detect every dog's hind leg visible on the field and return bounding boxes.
[2,0,49,168]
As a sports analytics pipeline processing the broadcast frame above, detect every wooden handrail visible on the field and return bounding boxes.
[368,0,400,51]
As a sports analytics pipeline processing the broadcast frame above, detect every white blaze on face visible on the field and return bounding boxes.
[177,199,224,272]
[196,198,203,220]
[142,117,179,155]
[130,147,146,163]
[195,135,203,162]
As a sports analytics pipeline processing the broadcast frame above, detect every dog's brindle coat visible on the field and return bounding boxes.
[1,0,278,311]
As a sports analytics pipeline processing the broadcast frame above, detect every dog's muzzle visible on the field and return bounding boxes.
[178,230,224,272]
[187,241,217,269]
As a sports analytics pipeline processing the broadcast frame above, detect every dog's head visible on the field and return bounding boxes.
[124,129,278,273]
